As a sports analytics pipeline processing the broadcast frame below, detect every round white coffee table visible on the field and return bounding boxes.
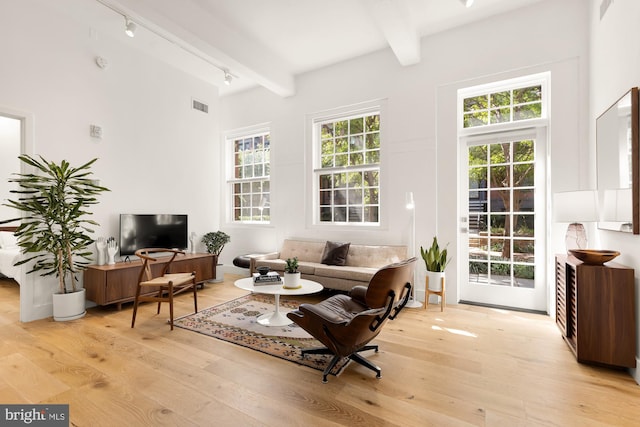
[234,277,323,326]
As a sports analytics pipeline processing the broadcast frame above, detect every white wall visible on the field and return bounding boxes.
[220,0,589,306]
[589,0,640,383]
[0,0,220,321]
[0,116,21,222]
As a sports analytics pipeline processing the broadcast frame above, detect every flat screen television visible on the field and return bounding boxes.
[119,214,188,256]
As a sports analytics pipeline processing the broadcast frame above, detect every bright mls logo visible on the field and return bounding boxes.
[1,405,68,426]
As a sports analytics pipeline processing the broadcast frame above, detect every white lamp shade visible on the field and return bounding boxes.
[553,190,598,223]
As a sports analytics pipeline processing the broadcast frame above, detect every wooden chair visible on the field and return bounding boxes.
[130,248,198,330]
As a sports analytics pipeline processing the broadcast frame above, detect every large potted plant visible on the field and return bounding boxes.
[1,155,109,321]
[420,236,451,293]
[201,230,230,283]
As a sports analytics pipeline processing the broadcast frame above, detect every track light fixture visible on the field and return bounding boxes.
[460,0,474,7]
[124,17,136,37]
[96,0,235,87]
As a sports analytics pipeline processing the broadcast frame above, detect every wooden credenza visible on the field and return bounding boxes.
[555,254,636,368]
[84,253,216,309]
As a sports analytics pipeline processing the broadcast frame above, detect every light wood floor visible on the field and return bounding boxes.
[1,275,639,426]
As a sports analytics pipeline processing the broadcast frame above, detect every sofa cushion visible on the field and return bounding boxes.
[321,241,350,266]
[346,245,407,268]
[314,265,378,282]
[280,239,325,263]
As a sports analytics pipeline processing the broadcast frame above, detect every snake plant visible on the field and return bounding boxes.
[420,236,451,272]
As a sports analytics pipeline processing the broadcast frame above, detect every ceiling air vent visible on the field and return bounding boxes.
[192,99,209,114]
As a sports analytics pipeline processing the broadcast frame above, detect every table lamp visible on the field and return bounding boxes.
[553,190,598,251]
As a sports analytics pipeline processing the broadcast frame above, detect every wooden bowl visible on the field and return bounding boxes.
[568,249,620,265]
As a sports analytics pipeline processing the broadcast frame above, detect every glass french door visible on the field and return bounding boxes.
[459,129,547,312]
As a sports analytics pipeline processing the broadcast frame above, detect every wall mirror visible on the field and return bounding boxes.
[596,87,639,233]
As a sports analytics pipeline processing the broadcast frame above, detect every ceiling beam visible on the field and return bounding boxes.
[106,0,296,97]
[369,0,421,66]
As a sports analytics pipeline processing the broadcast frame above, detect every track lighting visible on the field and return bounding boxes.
[124,17,136,37]
[460,0,474,7]
[97,0,236,88]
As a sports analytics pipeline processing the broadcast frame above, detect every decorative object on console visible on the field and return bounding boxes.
[106,237,117,265]
[95,237,106,265]
[189,231,197,254]
[1,155,109,321]
[552,190,598,252]
[568,249,620,265]
[284,257,301,289]
[421,236,451,311]
[201,230,230,283]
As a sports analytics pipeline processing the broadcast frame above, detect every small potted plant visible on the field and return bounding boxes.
[283,257,301,289]
[201,231,230,283]
[420,236,451,292]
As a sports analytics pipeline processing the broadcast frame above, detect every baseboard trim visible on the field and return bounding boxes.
[631,359,640,385]
[459,300,548,316]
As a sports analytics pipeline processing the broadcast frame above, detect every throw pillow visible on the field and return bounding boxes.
[321,241,350,266]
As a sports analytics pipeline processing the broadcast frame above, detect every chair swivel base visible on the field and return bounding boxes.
[301,345,381,383]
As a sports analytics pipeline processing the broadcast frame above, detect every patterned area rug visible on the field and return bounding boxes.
[174,293,349,376]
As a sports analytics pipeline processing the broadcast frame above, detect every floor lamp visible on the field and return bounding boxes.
[405,192,422,308]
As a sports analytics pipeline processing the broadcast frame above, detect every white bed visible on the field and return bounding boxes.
[0,229,21,284]
[0,247,21,281]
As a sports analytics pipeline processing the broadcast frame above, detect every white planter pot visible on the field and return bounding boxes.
[52,288,87,321]
[426,271,445,291]
[211,264,224,283]
[284,272,301,289]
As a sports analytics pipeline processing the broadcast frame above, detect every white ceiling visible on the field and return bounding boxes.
[51,0,544,97]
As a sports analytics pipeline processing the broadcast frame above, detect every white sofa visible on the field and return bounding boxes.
[250,239,408,292]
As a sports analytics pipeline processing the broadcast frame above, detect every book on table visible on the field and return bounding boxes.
[253,272,282,285]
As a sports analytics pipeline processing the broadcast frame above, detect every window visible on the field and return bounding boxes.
[228,130,270,223]
[463,85,543,128]
[313,110,381,225]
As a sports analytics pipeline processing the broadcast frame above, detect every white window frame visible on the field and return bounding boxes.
[225,124,271,225]
[458,72,550,134]
[307,101,385,228]
[457,72,551,312]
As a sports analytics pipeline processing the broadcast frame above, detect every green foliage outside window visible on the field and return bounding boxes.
[318,112,380,224]
[463,85,542,128]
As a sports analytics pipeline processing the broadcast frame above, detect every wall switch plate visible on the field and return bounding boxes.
[90,124,102,139]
